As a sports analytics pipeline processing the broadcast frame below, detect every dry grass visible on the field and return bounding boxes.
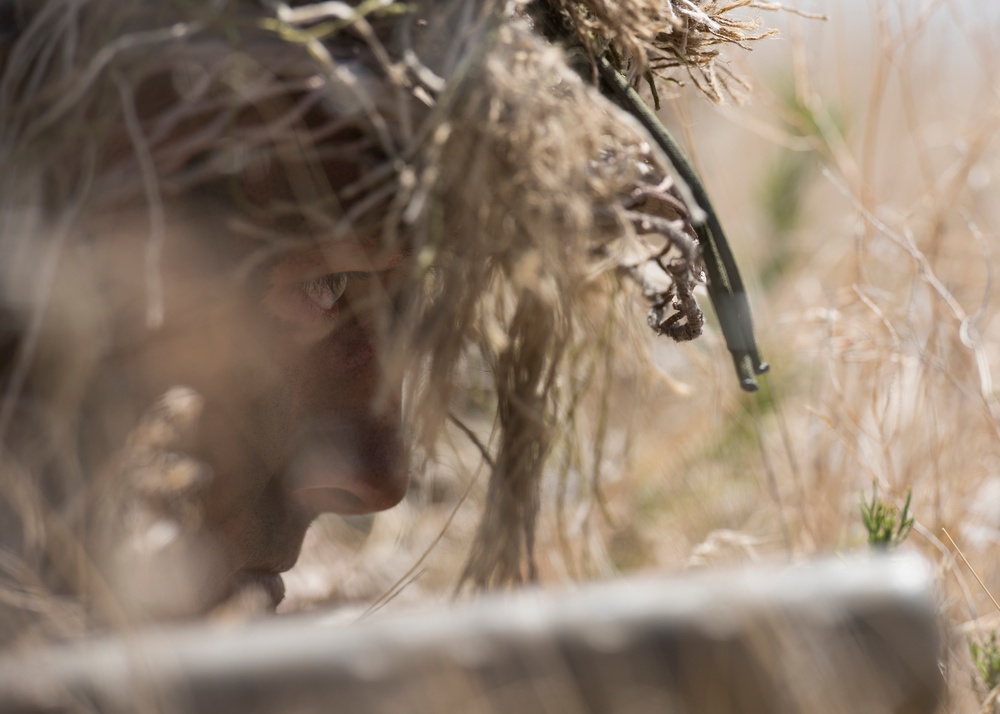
[0,0,777,637]
[7,0,997,709]
[282,1,1000,711]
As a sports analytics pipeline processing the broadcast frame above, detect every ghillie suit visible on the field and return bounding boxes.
[0,0,772,642]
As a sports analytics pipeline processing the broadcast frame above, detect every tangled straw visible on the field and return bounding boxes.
[0,0,776,634]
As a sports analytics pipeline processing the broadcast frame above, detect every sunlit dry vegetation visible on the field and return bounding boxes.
[3,0,999,710]
[282,2,1000,710]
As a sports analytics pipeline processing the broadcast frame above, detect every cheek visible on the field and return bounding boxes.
[115,265,409,537]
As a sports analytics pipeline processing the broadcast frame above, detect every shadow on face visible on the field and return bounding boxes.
[82,195,412,618]
[0,3,426,628]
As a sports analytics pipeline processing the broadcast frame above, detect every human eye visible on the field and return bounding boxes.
[302,273,349,312]
[260,246,406,332]
[261,269,354,331]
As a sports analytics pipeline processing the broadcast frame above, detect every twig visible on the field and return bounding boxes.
[596,54,768,390]
[114,71,165,329]
[943,527,1000,614]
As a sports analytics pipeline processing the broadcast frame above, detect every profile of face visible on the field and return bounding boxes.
[0,0,437,619]
[0,0,431,627]
[81,185,412,618]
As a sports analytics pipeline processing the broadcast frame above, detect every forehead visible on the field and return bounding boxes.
[84,77,411,287]
[82,194,407,290]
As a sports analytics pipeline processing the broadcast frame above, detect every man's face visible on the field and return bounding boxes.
[86,194,411,617]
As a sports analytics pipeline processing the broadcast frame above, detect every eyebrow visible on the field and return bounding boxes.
[266,241,414,282]
[336,236,416,268]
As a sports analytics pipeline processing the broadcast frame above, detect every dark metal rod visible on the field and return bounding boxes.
[597,56,769,391]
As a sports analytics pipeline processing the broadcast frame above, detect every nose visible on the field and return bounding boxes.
[289,409,408,516]
[283,269,410,516]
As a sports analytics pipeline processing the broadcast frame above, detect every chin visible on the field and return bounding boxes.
[106,505,309,623]
[211,571,288,618]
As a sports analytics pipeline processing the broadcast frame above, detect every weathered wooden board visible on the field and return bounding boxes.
[0,554,942,714]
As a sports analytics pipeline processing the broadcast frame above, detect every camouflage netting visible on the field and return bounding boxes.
[0,0,774,636]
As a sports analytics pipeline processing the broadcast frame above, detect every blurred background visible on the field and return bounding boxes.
[280,2,1000,710]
